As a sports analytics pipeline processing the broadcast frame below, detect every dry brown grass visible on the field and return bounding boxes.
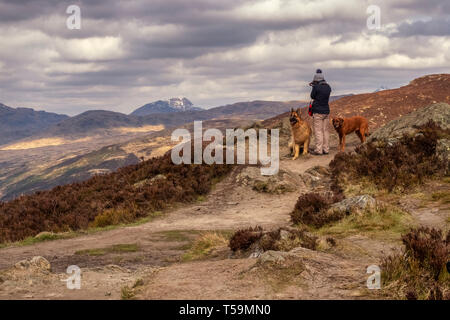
[182,232,230,261]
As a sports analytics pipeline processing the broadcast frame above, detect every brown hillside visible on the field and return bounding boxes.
[331,74,450,129]
[261,74,450,130]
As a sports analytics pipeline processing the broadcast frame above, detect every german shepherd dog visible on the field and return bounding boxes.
[332,116,370,152]
[289,108,312,160]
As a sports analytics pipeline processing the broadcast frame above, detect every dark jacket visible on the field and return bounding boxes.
[310,81,331,114]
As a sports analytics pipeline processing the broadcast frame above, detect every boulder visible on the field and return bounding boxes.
[367,103,450,145]
[328,195,377,216]
[236,166,300,194]
[258,250,297,264]
[30,256,51,271]
[14,256,51,272]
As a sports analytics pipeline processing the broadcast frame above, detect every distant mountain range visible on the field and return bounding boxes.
[1,98,310,146]
[130,98,202,116]
[0,103,69,146]
[0,98,202,146]
[2,95,353,147]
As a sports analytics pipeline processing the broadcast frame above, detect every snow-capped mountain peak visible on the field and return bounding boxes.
[168,97,194,111]
[130,97,202,116]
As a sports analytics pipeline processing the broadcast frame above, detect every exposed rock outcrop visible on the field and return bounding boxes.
[367,103,450,144]
[327,195,378,216]
[14,256,51,273]
[366,103,449,173]
[258,250,299,264]
[236,166,300,194]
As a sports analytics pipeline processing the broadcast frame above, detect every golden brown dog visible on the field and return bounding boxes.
[288,108,312,160]
[332,116,370,152]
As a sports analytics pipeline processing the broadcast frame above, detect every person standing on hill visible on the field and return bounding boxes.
[309,69,332,155]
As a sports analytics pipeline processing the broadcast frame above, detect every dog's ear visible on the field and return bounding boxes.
[296,108,302,116]
[290,108,294,112]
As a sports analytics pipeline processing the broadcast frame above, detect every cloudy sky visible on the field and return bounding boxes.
[0,0,449,115]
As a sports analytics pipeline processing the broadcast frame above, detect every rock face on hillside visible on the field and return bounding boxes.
[366,103,450,174]
[367,103,450,144]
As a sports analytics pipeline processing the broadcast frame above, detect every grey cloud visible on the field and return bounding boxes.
[391,0,450,15]
[0,0,449,116]
[393,17,450,37]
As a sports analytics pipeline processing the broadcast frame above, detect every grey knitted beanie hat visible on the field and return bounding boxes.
[313,69,325,82]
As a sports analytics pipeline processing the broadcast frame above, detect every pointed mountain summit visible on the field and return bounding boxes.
[130,98,202,116]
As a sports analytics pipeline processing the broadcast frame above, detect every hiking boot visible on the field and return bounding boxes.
[310,151,323,156]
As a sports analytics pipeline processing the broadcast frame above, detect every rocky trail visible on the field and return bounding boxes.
[0,131,447,300]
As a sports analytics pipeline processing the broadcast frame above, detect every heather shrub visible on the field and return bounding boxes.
[402,227,448,279]
[330,121,450,192]
[381,227,449,300]
[0,144,233,243]
[229,226,264,252]
[290,192,344,228]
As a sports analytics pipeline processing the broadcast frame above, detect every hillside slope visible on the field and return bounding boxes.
[331,74,450,129]
[0,103,68,146]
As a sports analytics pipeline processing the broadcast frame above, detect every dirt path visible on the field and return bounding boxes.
[140,245,378,300]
